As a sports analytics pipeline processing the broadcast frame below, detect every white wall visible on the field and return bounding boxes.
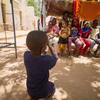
[0,0,36,31]
[0,0,3,24]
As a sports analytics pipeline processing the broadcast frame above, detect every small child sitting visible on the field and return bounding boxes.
[58,21,70,56]
[24,31,58,100]
[94,32,100,55]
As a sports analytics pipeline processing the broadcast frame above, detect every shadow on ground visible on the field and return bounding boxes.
[0,47,100,100]
[50,56,100,100]
[0,47,30,100]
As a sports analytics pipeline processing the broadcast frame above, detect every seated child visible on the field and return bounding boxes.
[24,31,58,100]
[68,18,81,55]
[94,31,100,55]
[79,21,92,55]
[58,21,70,56]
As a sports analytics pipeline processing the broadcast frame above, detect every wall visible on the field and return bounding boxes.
[0,0,35,31]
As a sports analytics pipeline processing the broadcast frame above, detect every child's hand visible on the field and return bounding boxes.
[83,43,86,48]
[47,43,58,58]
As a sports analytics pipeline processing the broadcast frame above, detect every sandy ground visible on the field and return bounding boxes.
[0,31,100,100]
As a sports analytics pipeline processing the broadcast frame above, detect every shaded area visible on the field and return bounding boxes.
[51,56,100,100]
[45,0,73,16]
[0,47,29,100]
[0,35,100,100]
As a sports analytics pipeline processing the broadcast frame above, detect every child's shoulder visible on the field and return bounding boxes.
[24,50,31,55]
[24,51,30,55]
[24,51,32,58]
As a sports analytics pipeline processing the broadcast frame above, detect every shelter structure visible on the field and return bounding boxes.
[41,0,73,31]
[40,0,100,30]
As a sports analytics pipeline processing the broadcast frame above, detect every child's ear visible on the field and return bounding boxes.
[41,45,47,53]
[27,43,33,51]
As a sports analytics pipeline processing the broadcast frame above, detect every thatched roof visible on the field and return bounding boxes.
[45,0,73,16]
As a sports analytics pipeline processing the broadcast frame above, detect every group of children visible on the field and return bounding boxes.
[24,12,100,100]
[47,12,71,56]
[46,14,100,56]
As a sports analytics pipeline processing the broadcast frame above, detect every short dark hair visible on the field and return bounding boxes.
[26,31,48,52]
[63,11,69,16]
[62,11,70,19]
[93,19,98,26]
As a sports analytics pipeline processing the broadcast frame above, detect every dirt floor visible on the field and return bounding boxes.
[0,31,100,100]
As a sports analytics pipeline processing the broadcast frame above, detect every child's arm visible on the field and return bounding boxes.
[79,37,86,47]
[67,27,70,36]
[47,43,58,59]
[59,30,62,36]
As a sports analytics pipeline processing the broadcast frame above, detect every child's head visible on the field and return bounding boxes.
[26,31,48,54]
[92,19,98,28]
[98,32,100,39]
[72,18,79,27]
[51,17,57,26]
[48,21,53,28]
[62,11,69,21]
[62,21,68,28]
[84,21,90,28]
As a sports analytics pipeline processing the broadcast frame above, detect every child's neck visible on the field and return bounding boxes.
[31,51,41,56]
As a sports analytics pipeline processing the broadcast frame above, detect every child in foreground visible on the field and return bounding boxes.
[24,31,58,100]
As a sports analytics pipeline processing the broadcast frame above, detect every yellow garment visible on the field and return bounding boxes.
[59,27,70,38]
[77,1,100,21]
[59,44,66,50]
